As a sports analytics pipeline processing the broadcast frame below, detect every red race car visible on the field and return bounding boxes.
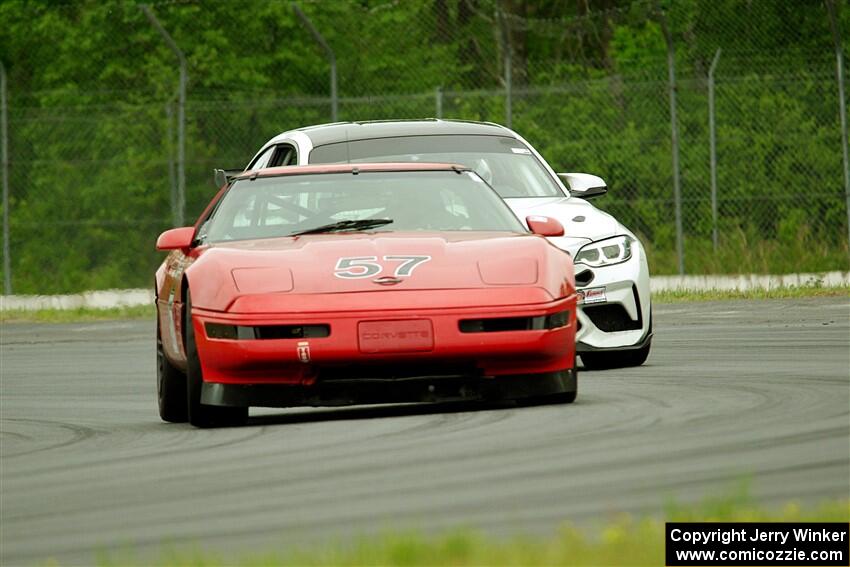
[155,163,578,427]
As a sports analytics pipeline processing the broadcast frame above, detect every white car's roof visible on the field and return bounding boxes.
[271,119,514,147]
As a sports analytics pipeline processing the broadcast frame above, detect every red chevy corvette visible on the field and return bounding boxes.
[155,163,578,427]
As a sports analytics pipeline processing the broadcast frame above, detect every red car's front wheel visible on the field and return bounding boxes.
[157,320,188,423]
[185,290,249,428]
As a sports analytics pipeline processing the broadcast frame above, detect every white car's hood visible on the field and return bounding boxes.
[505,196,628,255]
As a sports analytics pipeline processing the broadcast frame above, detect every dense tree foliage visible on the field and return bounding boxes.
[0,0,847,292]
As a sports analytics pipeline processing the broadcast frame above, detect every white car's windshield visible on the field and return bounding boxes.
[309,135,564,198]
[201,170,526,243]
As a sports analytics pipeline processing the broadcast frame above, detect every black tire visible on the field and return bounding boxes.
[543,358,578,404]
[514,365,577,406]
[157,323,188,423]
[547,389,577,404]
[185,290,249,428]
[517,389,577,406]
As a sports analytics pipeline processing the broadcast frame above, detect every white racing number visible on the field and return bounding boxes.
[334,255,431,279]
[334,257,381,279]
[382,255,431,276]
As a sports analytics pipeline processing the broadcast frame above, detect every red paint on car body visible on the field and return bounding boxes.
[155,163,577,400]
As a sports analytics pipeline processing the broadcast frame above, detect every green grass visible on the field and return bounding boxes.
[652,284,850,303]
[0,304,155,323]
[96,493,849,567]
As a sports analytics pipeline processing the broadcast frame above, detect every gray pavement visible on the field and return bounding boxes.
[1,297,848,566]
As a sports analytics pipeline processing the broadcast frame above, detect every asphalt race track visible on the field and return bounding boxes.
[2,298,848,566]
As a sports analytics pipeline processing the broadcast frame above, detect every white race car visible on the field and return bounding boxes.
[240,120,652,368]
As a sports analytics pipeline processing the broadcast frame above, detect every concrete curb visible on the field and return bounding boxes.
[649,270,850,292]
[1,271,847,311]
[1,289,154,311]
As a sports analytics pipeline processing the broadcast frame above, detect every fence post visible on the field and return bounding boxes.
[708,48,721,252]
[1,60,10,294]
[292,3,338,122]
[497,8,513,129]
[825,0,850,257]
[141,5,186,227]
[166,102,178,223]
[435,86,443,118]
[505,47,513,129]
[660,12,684,275]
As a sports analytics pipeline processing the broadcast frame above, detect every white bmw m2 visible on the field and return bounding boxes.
[242,119,652,368]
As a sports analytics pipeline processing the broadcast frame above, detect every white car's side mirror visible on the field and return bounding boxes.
[558,172,608,199]
[213,168,243,188]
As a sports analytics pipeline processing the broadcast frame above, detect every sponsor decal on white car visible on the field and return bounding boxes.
[578,287,607,305]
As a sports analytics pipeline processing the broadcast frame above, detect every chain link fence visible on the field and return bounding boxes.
[1,0,848,294]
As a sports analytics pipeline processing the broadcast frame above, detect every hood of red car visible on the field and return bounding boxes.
[186,231,572,312]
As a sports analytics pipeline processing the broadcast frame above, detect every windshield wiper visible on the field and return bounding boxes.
[289,218,394,236]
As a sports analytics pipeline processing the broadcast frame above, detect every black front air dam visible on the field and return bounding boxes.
[201,369,576,408]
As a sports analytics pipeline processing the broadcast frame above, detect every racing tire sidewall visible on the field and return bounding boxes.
[157,319,188,423]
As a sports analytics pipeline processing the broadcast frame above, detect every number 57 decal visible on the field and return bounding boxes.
[334,255,431,279]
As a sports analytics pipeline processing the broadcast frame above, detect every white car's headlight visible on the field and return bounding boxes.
[574,235,634,267]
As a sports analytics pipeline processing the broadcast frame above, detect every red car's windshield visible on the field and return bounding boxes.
[200,170,526,243]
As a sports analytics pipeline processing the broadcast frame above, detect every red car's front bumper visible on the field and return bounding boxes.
[192,294,576,395]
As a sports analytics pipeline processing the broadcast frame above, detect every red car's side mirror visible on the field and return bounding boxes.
[156,227,195,251]
[526,215,565,237]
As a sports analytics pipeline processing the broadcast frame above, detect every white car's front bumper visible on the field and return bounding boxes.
[573,240,652,352]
